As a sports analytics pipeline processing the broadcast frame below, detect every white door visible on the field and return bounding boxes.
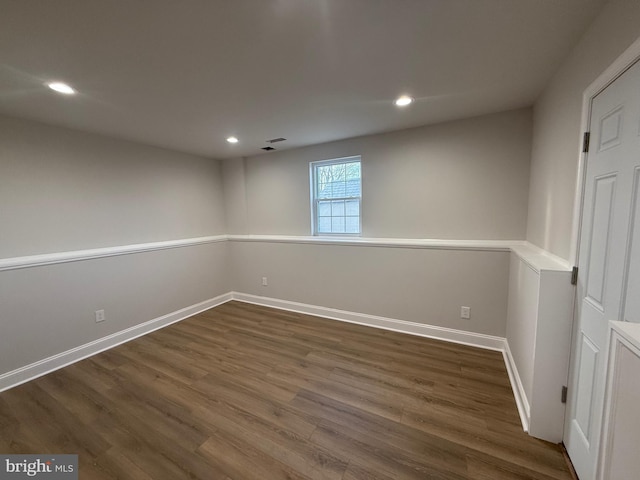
[565,58,640,480]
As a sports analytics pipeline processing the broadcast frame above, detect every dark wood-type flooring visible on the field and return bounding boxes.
[0,301,573,479]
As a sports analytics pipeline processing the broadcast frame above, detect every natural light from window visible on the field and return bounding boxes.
[310,156,361,235]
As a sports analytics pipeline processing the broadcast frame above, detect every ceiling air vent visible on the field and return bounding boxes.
[261,146,276,151]
[266,137,286,144]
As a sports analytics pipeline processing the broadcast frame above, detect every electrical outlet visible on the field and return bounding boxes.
[262,276,268,286]
[461,306,470,319]
[95,309,106,323]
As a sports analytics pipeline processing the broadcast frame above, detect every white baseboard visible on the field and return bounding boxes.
[0,292,233,393]
[503,339,531,432]
[230,292,506,351]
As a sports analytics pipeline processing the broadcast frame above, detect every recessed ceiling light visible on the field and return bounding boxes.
[226,136,239,144]
[394,95,413,107]
[47,82,76,95]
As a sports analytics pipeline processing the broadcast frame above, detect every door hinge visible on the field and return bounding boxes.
[561,386,568,403]
[582,131,591,153]
[571,266,578,285]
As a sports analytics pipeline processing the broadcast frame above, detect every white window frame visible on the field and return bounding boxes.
[309,155,362,236]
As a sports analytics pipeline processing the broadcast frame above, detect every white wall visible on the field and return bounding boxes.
[0,115,229,378]
[230,240,510,337]
[222,108,532,338]
[0,115,226,258]
[0,243,229,375]
[221,157,249,235]
[527,0,640,260]
[232,108,532,239]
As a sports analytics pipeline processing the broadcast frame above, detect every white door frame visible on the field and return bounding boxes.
[566,34,640,477]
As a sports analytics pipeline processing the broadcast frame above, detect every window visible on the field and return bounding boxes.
[310,156,361,235]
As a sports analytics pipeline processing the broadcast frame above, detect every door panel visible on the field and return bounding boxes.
[585,175,616,309]
[622,168,640,323]
[574,334,599,441]
[598,105,623,152]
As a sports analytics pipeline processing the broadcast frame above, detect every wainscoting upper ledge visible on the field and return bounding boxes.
[227,234,522,251]
[0,235,227,272]
[511,242,573,273]
[0,235,570,273]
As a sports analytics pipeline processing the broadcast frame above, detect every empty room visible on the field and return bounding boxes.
[1,1,640,479]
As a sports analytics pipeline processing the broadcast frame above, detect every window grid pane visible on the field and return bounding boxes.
[318,201,331,216]
[345,199,359,216]
[331,217,345,232]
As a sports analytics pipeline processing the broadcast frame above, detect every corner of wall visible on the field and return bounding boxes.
[221,157,249,235]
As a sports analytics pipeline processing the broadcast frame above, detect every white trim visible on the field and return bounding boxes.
[502,340,531,432]
[570,36,640,266]
[229,235,571,272]
[511,243,573,272]
[230,292,505,351]
[0,293,233,393]
[0,235,573,273]
[228,234,520,252]
[0,235,227,272]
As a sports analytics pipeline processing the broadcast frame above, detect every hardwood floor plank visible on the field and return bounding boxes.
[319,417,470,478]
[106,385,211,452]
[2,382,110,458]
[89,407,225,480]
[116,340,209,385]
[190,403,347,480]
[290,388,463,457]
[191,374,318,439]
[402,406,568,479]
[326,366,434,410]
[342,461,399,480]
[298,377,405,422]
[0,301,572,480]
[310,421,467,480]
[465,452,567,480]
[92,447,156,480]
[197,429,312,480]
[36,369,110,425]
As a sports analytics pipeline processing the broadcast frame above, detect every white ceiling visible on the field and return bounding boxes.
[0,0,606,159]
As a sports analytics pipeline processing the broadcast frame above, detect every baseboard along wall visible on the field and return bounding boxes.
[231,292,506,350]
[502,340,532,432]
